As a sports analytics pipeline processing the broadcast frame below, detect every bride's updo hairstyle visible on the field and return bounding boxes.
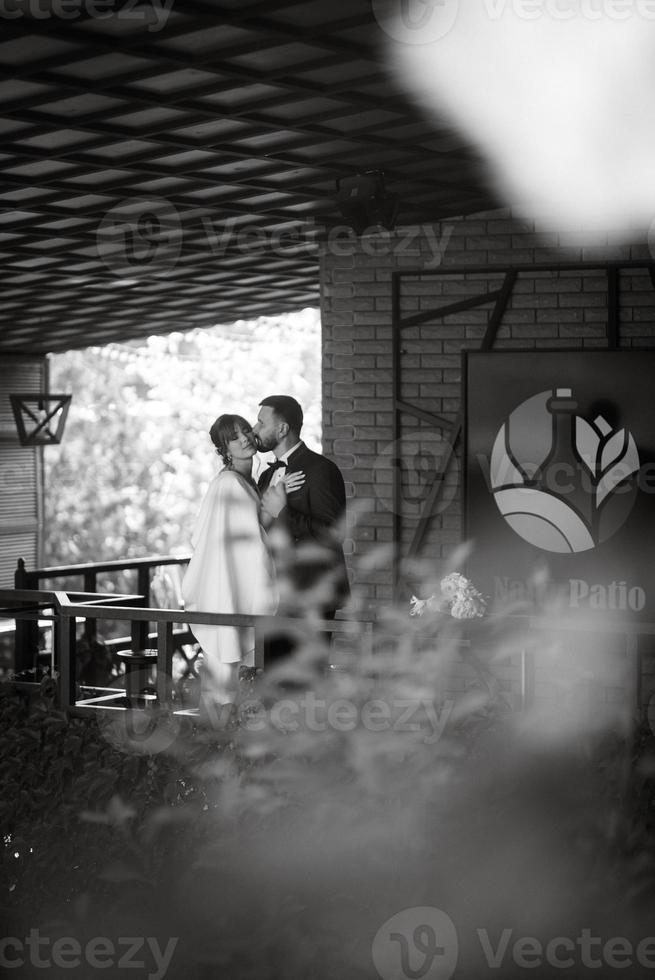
[209,414,251,467]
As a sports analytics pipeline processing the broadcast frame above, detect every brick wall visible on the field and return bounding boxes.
[320,207,655,715]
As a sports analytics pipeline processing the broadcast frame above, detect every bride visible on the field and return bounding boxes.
[182,413,303,703]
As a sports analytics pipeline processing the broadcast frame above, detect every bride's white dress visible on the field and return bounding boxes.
[182,469,277,678]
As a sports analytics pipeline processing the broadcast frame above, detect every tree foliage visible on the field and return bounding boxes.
[44,310,321,567]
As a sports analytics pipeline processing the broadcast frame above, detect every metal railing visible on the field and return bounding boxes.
[0,586,143,689]
[5,558,653,720]
[14,554,191,671]
[0,587,375,710]
[53,595,372,709]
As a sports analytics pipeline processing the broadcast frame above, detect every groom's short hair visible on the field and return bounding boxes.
[260,395,303,435]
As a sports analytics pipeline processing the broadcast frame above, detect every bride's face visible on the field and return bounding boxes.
[227,422,257,461]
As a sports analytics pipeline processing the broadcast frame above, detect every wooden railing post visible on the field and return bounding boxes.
[14,558,39,675]
[83,570,97,643]
[131,566,151,651]
[156,619,174,703]
[53,591,76,710]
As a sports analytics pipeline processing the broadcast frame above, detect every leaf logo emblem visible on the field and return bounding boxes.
[489,388,640,554]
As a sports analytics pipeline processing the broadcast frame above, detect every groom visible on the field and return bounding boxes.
[253,394,350,658]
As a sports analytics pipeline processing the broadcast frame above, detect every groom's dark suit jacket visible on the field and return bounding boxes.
[258,442,350,612]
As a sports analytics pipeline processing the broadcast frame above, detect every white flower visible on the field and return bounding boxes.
[426,594,442,613]
[409,594,442,616]
[409,595,428,616]
[451,596,480,620]
[410,574,486,619]
[440,572,469,599]
[450,598,468,619]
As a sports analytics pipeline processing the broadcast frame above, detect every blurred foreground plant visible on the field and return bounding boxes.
[3,572,655,979]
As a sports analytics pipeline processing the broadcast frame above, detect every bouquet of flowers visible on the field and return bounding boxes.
[410,572,486,620]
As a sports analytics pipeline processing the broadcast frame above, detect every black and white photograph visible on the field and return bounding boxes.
[2,1,655,977]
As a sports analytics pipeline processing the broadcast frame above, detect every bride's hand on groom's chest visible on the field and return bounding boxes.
[283,468,306,496]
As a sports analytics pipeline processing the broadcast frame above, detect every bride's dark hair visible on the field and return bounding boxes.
[209,414,252,467]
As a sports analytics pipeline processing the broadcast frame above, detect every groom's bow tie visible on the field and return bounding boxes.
[267,459,287,472]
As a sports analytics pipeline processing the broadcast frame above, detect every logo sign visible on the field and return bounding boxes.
[490,387,640,553]
[372,907,459,980]
[465,352,655,620]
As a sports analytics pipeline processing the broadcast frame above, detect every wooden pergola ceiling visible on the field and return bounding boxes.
[0,0,495,354]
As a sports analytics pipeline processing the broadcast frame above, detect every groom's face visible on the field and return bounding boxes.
[253,406,282,452]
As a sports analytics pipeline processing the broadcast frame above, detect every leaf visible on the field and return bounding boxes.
[600,428,627,474]
[597,432,640,505]
[96,768,118,782]
[42,717,67,731]
[106,795,137,824]
[63,736,82,754]
[163,782,180,804]
[575,417,600,474]
[20,729,41,741]
[86,778,113,799]
[98,861,148,884]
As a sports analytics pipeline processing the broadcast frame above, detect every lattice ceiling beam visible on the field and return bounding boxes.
[0,70,452,174]
[0,110,469,205]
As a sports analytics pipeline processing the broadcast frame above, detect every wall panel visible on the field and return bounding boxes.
[0,355,46,586]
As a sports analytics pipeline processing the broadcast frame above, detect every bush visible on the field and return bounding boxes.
[3,605,655,979]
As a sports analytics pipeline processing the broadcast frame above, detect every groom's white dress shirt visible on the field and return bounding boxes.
[268,441,302,488]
